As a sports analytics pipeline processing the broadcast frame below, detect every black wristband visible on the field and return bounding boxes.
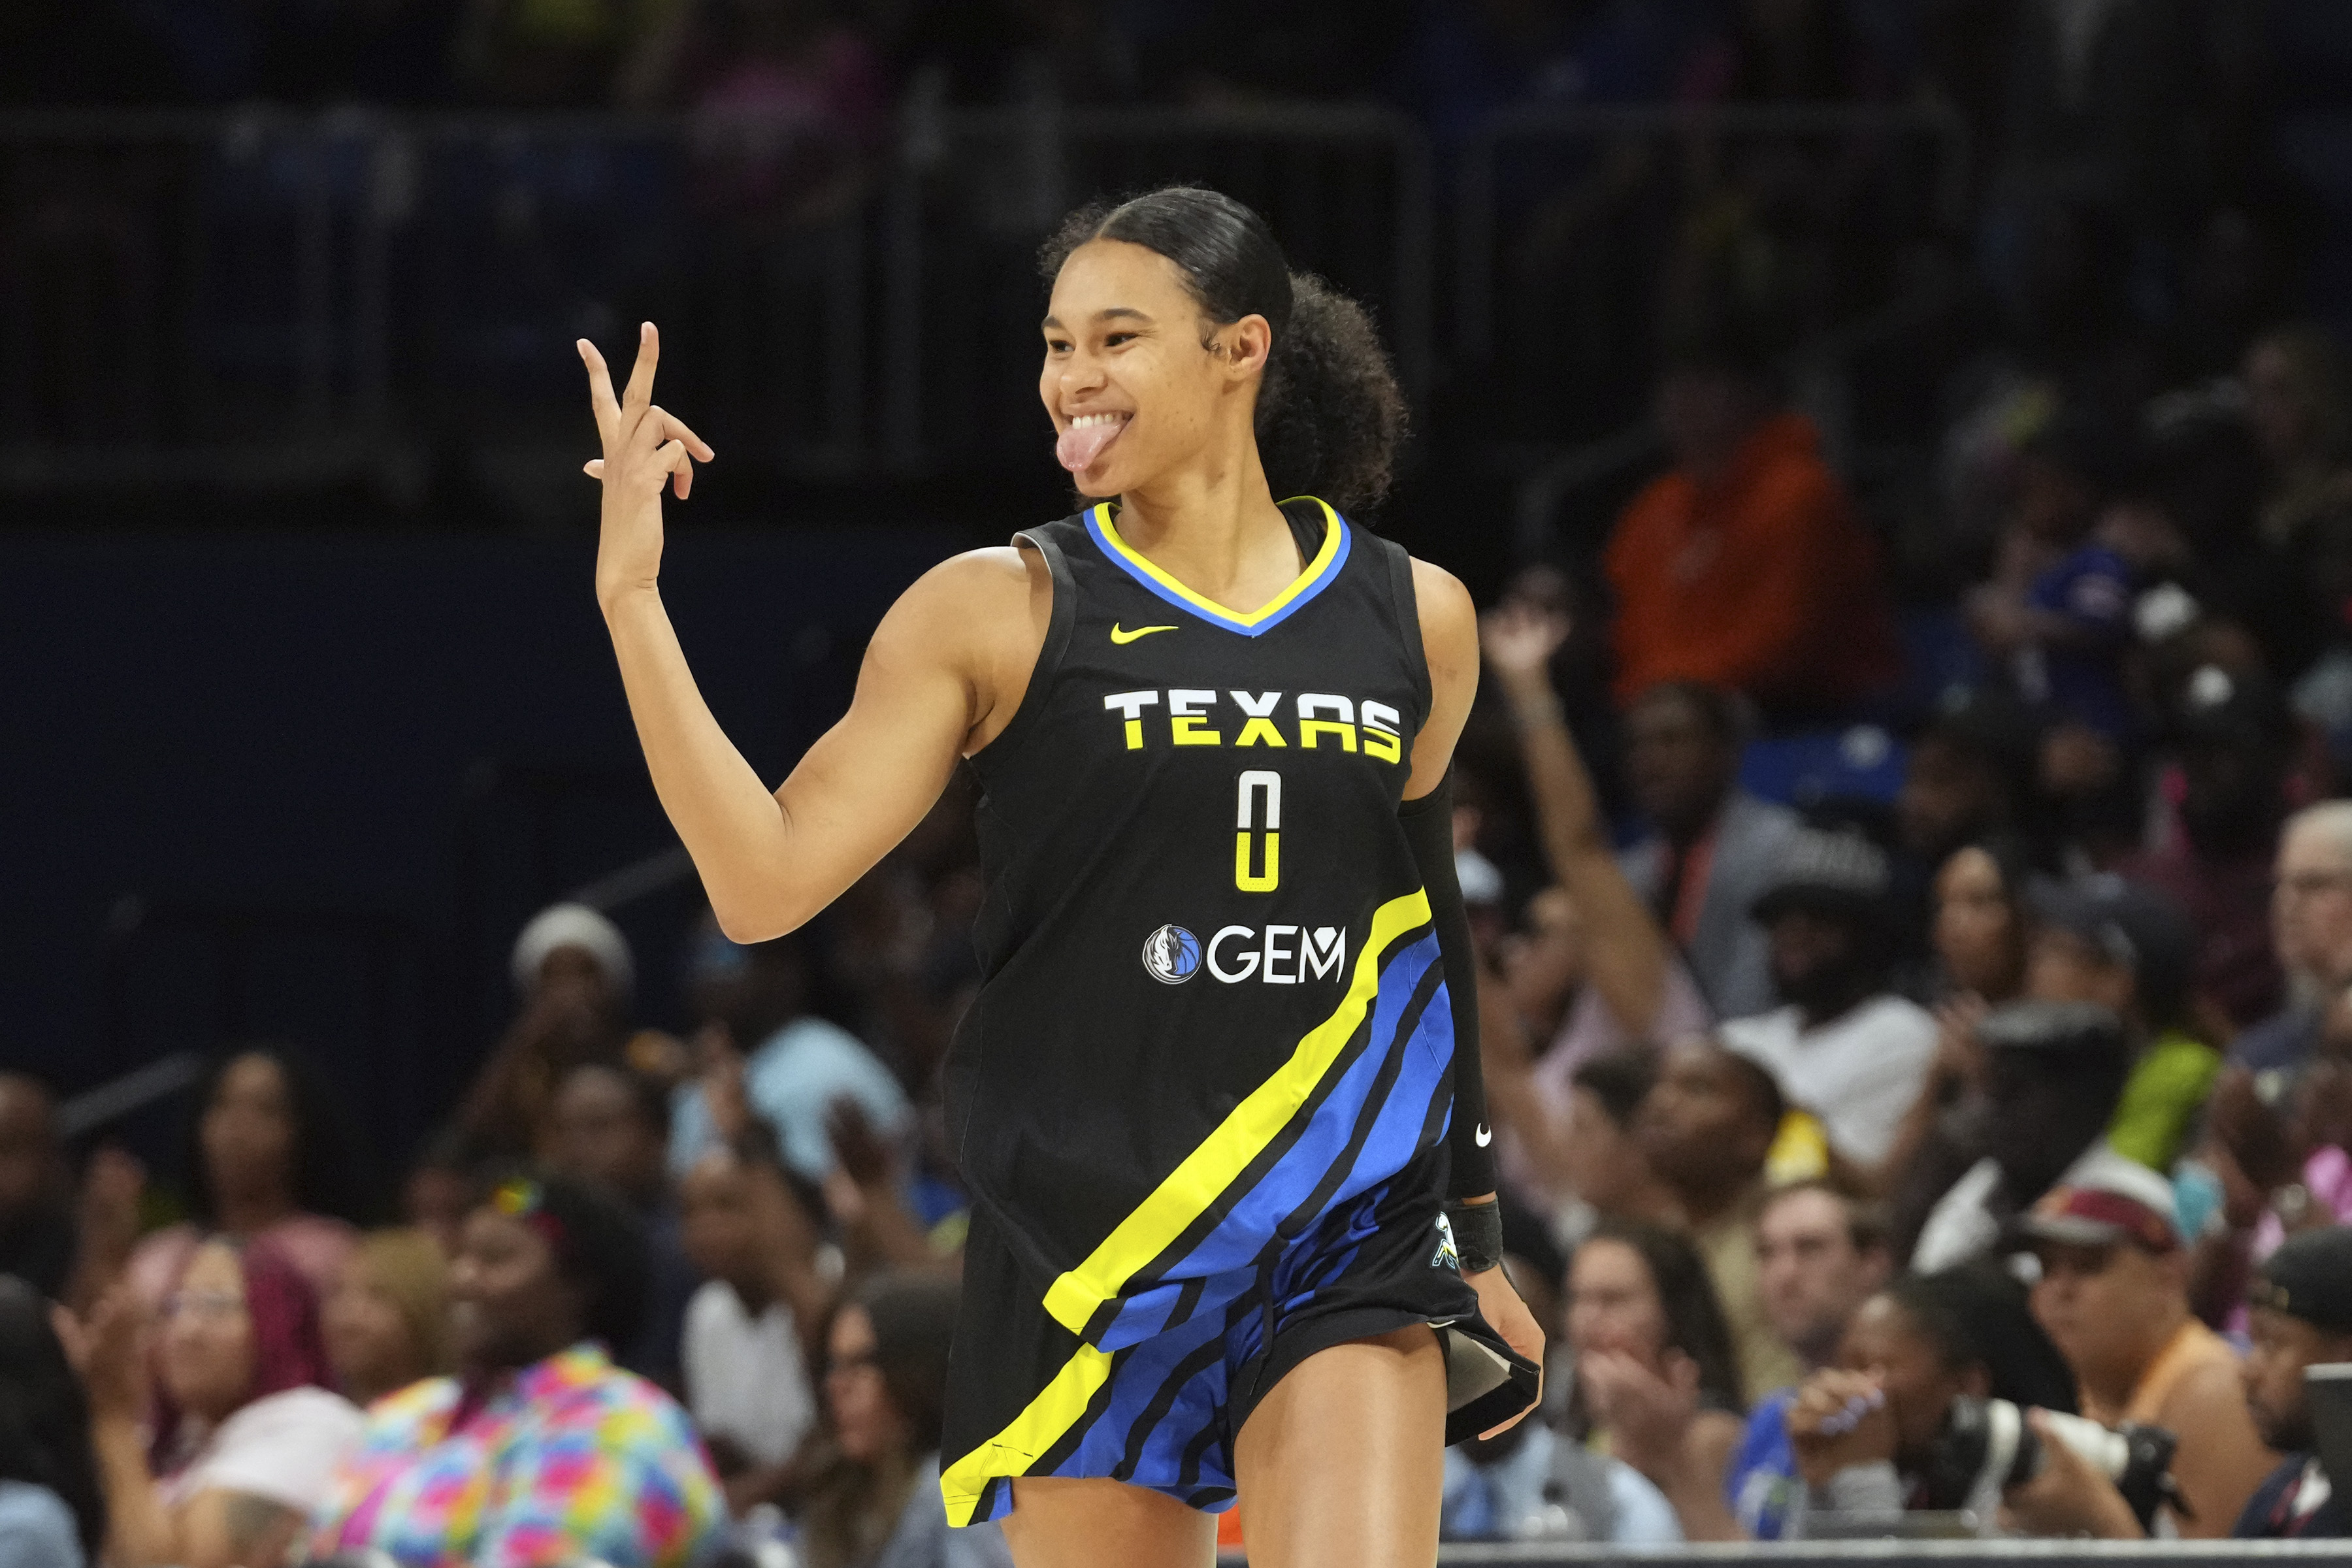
[1445,1199,1505,1275]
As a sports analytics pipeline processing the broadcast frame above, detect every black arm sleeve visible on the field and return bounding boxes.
[1397,770,1497,1200]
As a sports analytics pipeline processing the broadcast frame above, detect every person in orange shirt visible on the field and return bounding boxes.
[2004,1150,2277,1539]
[1605,348,1900,718]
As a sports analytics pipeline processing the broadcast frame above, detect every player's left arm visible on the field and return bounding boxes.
[1404,559,1544,1432]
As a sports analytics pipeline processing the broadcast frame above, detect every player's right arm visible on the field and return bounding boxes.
[583,325,1044,943]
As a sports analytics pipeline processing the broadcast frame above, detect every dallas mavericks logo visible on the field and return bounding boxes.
[1140,924,1201,985]
[1431,1213,1461,1272]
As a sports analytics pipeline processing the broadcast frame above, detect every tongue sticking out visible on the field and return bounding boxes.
[1056,417,1124,473]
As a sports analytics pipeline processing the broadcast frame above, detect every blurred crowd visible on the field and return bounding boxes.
[16,1,2352,1565]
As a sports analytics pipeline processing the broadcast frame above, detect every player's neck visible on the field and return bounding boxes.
[1112,438,1301,611]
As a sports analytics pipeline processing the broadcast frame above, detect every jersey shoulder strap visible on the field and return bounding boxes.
[986,519,1079,755]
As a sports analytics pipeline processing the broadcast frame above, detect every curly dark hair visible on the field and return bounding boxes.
[1039,185,1407,515]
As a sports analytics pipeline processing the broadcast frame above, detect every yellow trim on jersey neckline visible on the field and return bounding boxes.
[1090,497,1345,629]
[938,887,1436,1524]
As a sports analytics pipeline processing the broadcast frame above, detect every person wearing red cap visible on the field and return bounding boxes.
[2006,1149,2276,1537]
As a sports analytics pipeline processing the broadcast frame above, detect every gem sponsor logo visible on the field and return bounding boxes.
[1201,924,1346,984]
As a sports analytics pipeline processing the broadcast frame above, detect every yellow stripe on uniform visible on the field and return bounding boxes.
[940,1344,1115,1525]
[1093,498,1345,628]
[939,887,1434,1523]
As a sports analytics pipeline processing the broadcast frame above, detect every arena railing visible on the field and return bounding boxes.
[0,103,1430,497]
[1217,1546,2349,1567]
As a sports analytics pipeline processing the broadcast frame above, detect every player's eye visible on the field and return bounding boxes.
[1105,333,1137,348]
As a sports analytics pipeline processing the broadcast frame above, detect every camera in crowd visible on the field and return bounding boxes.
[1922,1396,2181,1531]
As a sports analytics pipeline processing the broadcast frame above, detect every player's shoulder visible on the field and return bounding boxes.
[879,544,1047,643]
[1406,555,1475,654]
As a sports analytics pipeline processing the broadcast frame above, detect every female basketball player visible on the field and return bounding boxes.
[578,186,1543,1568]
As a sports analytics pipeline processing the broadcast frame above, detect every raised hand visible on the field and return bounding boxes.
[1478,600,1571,689]
[579,323,716,606]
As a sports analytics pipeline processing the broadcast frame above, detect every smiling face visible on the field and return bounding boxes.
[1038,238,1269,499]
[447,1207,583,1375]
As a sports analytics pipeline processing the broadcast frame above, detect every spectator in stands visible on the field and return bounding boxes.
[547,1062,697,1394]
[311,1171,723,1566]
[1480,603,1712,1207]
[78,1237,362,1567]
[1605,342,1901,719]
[1616,683,1801,1020]
[2025,874,2219,1173]
[1637,1041,1802,1402]
[1485,603,1712,1067]
[458,903,636,1162]
[1489,601,1712,1043]
[1567,1218,1746,1541]
[1560,1053,1681,1230]
[399,1126,472,1260]
[1932,836,2038,1013]
[2246,324,2352,549]
[2234,1227,2352,1537]
[1910,1000,2134,1272]
[798,1271,1013,1568]
[1441,1230,1680,1547]
[1720,828,1937,1174]
[1872,834,2038,1215]
[1967,410,2138,746]
[669,921,911,1186]
[678,1128,828,1514]
[0,1275,103,1567]
[2239,802,2352,1073]
[1780,1263,2076,1535]
[0,1075,75,1302]
[1896,689,2044,882]
[2121,666,2292,1030]
[126,1047,365,1311]
[322,1230,452,1408]
[2006,1149,2277,1538]
[1724,1182,1894,1537]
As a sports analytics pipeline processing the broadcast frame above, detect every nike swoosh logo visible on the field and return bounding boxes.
[1109,623,1177,644]
[1475,1123,1492,1147]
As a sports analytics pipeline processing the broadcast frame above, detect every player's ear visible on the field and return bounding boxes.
[1218,314,1273,380]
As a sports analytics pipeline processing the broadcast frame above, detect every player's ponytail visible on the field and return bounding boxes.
[1040,186,1407,515]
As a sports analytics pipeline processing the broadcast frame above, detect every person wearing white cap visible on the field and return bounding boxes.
[455,903,638,1160]
[2005,1146,2277,1539]
[510,903,636,999]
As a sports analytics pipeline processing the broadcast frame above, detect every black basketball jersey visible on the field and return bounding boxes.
[947,497,1463,1356]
